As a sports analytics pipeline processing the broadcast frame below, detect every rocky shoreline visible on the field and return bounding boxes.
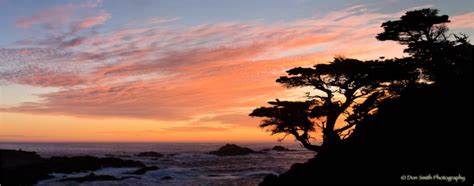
[0,149,145,184]
[1,144,296,184]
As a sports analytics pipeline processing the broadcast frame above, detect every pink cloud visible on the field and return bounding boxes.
[15,5,75,28]
[146,16,180,25]
[18,49,30,56]
[450,12,474,29]
[14,0,102,29]
[15,72,85,87]
[76,10,111,30]
[12,0,110,49]
[0,48,90,87]
[2,5,430,126]
[61,37,85,48]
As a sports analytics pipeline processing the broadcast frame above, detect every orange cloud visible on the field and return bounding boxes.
[2,4,427,128]
[164,126,230,132]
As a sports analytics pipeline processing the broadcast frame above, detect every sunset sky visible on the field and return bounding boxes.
[1,0,473,142]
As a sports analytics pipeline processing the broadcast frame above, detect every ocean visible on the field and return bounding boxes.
[0,142,315,185]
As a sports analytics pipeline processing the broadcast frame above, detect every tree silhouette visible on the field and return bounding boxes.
[258,8,472,184]
[250,57,414,152]
[250,100,320,151]
[376,8,472,83]
[250,8,470,153]
[376,8,450,55]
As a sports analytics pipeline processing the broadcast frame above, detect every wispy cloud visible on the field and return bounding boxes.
[450,12,474,29]
[164,126,230,132]
[3,4,468,128]
[146,16,181,25]
[14,0,102,29]
[12,0,110,49]
[74,10,111,32]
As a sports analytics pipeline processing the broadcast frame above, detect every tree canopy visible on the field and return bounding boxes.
[376,8,472,82]
[376,8,450,54]
[250,8,472,152]
[250,57,414,151]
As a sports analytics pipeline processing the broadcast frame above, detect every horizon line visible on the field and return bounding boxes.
[0,140,298,144]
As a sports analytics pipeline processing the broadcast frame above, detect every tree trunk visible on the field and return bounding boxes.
[291,131,321,152]
[323,114,341,149]
[322,130,340,149]
[299,139,321,152]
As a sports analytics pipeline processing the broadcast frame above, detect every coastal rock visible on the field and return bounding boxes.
[0,149,145,185]
[209,144,258,156]
[0,149,43,168]
[160,176,173,180]
[135,151,164,158]
[60,172,139,183]
[262,145,293,152]
[271,146,291,151]
[262,146,291,152]
[47,156,145,173]
[0,149,52,184]
[128,166,159,175]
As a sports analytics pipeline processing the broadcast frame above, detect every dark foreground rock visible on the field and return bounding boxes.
[209,144,261,156]
[135,151,164,158]
[0,149,145,185]
[128,166,159,175]
[47,156,145,173]
[0,149,52,184]
[60,172,139,183]
[160,176,173,180]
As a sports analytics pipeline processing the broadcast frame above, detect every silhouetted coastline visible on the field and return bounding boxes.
[0,143,305,185]
[0,149,145,184]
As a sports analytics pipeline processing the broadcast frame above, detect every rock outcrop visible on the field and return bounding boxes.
[128,166,159,175]
[135,151,164,158]
[60,172,139,183]
[209,144,259,156]
[0,149,145,185]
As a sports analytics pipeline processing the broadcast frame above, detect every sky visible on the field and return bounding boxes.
[0,0,473,142]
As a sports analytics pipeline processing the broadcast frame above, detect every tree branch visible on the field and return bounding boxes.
[334,122,356,133]
[290,130,321,152]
